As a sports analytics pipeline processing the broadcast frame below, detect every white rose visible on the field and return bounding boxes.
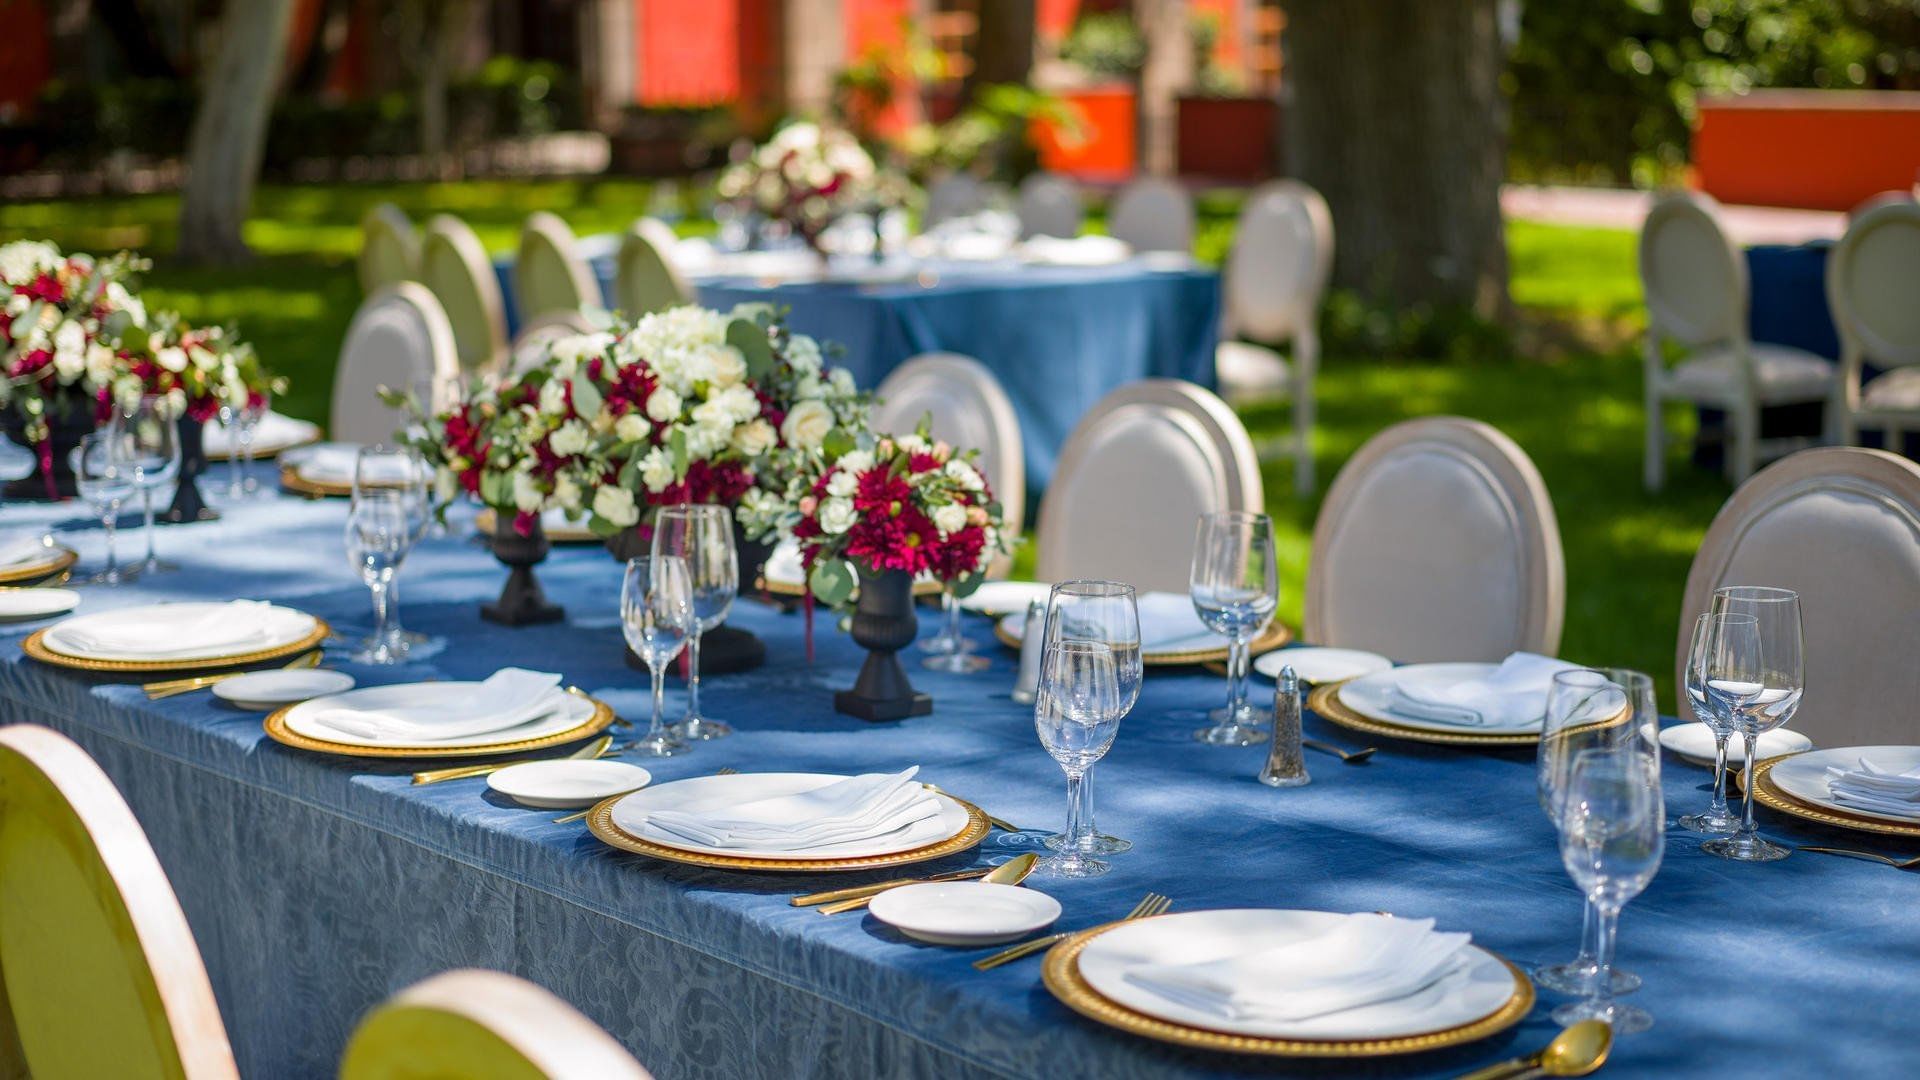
[795,373,823,399]
[690,397,735,435]
[828,367,856,396]
[85,342,116,384]
[933,503,968,537]
[730,419,776,457]
[712,384,761,424]
[838,449,874,475]
[780,398,833,450]
[680,345,717,388]
[553,475,583,512]
[188,345,219,372]
[156,346,188,373]
[706,345,747,388]
[825,469,859,498]
[549,332,614,364]
[548,420,590,457]
[614,412,649,442]
[646,387,682,422]
[593,484,640,527]
[512,471,545,513]
[53,319,85,355]
[896,432,929,455]
[639,447,675,493]
[944,459,984,491]
[539,378,570,416]
[819,497,856,535]
[4,294,28,318]
[52,345,85,381]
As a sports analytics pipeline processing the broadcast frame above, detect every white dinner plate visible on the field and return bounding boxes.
[282,682,596,750]
[1334,663,1546,735]
[869,882,1061,946]
[41,602,319,663]
[1768,745,1920,825]
[1077,909,1518,1042]
[995,595,1232,660]
[1659,723,1811,768]
[204,411,321,459]
[0,587,79,623]
[609,773,972,861]
[212,669,356,710]
[1253,647,1393,685]
[489,759,652,809]
[958,581,1051,616]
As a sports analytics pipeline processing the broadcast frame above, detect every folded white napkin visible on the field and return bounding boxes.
[1389,652,1583,728]
[61,600,284,658]
[1136,592,1228,652]
[204,410,318,455]
[1021,234,1132,266]
[645,767,940,851]
[0,535,52,568]
[308,669,567,742]
[294,445,417,486]
[1825,757,1920,819]
[1123,914,1471,1023]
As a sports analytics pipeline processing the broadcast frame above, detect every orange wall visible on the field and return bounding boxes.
[1035,87,1135,181]
[638,0,742,106]
[1695,92,1920,211]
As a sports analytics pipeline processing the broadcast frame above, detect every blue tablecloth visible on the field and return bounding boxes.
[1746,243,1839,362]
[1,485,1913,1078]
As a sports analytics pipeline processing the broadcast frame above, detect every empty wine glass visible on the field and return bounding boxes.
[69,430,137,586]
[1678,613,1741,835]
[651,504,738,740]
[1033,639,1123,879]
[120,395,180,574]
[1553,744,1666,1034]
[1190,511,1278,746]
[922,580,990,673]
[353,445,434,660]
[622,555,696,757]
[1040,580,1141,858]
[1701,587,1802,863]
[221,390,269,499]
[1535,667,1655,996]
[344,491,414,665]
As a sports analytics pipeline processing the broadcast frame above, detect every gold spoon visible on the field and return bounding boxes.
[1457,1020,1611,1080]
[143,650,324,699]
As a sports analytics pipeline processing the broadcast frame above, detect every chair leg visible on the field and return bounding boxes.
[1292,354,1315,495]
[1643,390,1666,492]
[1729,401,1758,485]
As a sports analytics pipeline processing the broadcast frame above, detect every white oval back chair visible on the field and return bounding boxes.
[874,353,1025,575]
[340,969,650,1080]
[1306,417,1565,663]
[1015,172,1083,240]
[358,203,418,294]
[1679,447,1920,744]
[1216,179,1335,495]
[330,283,460,446]
[614,219,690,317]
[1108,178,1195,253]
[0,725,239,1080]
[421,214,508,377]
[1830,196,1920,450]
[924,172,988,230]
[515,212,600,323]
[510,310,602,376]
[1639,191,1835,491]
[1037,380,1262,594]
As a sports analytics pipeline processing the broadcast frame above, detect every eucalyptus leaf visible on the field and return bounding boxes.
[669,427,689,478]
[809,558,856,606]
[951,571,986,599]
[588,514,622,538]
[727,319,776,380]
[821,426,855,461]
[569,376,603,420]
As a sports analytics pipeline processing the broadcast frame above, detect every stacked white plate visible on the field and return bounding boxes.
[280,682,597,751]
[1658,723,1811,767]
[39,602,319,665]
[958,581,1052,617]
[1331,663,1549,736]
[1252,647,1392,686]
[203,411,321,459]
[0,588,79,623]
[1768,746,1920,825]
[609,772,972,861]
[995,591,1229,661]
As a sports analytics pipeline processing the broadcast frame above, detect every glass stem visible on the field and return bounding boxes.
[1592,902,1621,1009]
[385,576,404,642]
[686,632,702,722]
[369,577,392,648]
[1078,767,1099,849]
[944,589,962,648]
[101,507,118,576]
[1574,897,1600,969]
[649,662,669,743]
[1738,731,1760,840]
[242,439,256,492]
[1709,730,1732,817]
[227,446,240,497]
[142,488,156,561]
[1226,637,1250,722]
[1064,768,1090,849]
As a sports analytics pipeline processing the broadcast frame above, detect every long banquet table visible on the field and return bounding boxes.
[1,485,1913,1078]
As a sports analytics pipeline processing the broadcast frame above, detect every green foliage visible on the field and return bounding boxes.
[891,84,1080,186]
[1059,13,1148,81]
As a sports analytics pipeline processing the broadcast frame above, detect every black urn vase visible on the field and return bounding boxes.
[161,415,219,524]
[1,397,91,500]
[606,517,770,674]
[481,516,566,626]
[834,567,933,722]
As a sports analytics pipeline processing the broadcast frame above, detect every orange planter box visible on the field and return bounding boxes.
[1034,87,1136,183]
[1695,91,1920,211]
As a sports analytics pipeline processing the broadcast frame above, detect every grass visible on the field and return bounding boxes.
[0,181,1725,707]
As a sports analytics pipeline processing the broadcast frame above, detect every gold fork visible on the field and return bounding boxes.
[551,765,739,824]
[144,650,323,700]
[972,891,1171,971]
[1798,846,1920,869]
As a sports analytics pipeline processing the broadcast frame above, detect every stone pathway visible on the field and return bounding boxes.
[1502,183,1845,244]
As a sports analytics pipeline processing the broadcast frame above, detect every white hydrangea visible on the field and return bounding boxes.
[593,484,640,527]
[895,432,930,455]
[645,387,682,423]
[828,367,856,396]
[539,378,570,416]
[614,412,649,442]
[638,446,674,492]
[820,497,856,535]
[548,420,590,457]
[0,240,60,283]
[553,475,583,512]
[548,332,614,366]
[710,384,761,424]
[104,281,145,327]
[825,469,859,498]
[837,449,874,475]
[785,334,822,375]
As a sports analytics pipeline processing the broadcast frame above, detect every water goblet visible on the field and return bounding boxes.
[1039,580,1140,858]
[69,430,137,586]
[237,391,269,496]
[1677,613,1741,835]
[343,491,415,665]
[1552,744,1666,1034]
[120,395,180,574]
[651,504,738,740]
[621,556,696,757]
[1032,639,1123,879]
[1190,511,1279,746]
[1701,587,1802,863]
[353,445,435,659]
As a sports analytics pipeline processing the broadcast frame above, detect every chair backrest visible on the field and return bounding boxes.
[339,969,649,1080]
[1108,178,1195,253]
[1306,417,1564,663]
[923,172,987,230]
[514,212,600,322]
[358,203,418,294]
[1827,195,1920,370]
[613,219,689,317]
[0,725,238,1080]
[1016,172,1084,240]
[331,283,460,445]
[420,214,508,376]
[1638,191,1748,348]
[1222,179,1334,343]
[1679,447,1920,744]
[510,310,601,376]
[874,353,1026,571]
[1037,380,1261,593]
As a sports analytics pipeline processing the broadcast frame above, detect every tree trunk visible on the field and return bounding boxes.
[1136,0,1193,177]
[1284,0,1511,320]
[177,0,298,265]
[969,0,1036,95]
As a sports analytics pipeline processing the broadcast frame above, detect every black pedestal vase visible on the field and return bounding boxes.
[1,398,91,500]
[833,567,933,722]
[160,415,219,524]
[481,517,567,625]
[607,518,770,674]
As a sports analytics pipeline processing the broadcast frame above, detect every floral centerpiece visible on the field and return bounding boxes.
[716,122,882,257]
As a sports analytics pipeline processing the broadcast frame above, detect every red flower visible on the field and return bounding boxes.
[853,468,911,516]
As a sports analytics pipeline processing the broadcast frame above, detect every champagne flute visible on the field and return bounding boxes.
[69,430,137,585]
[651,504,738,740]
[120,395,180,574]
[1553,744,1666,1034]
[1677,613,1741,835]
[344,491,414,665]
[1190,511,1278,746]
[353,444,434,659]
[1040,580,1140,858]
[621,556,695,757]
[1701,587,1801,862]
[1032,639,1123,879]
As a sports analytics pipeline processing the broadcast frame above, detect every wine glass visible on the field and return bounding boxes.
[651,505,738,740]
[353,445,434,660]
[343,491,415,665]
[621,556,696,757]
[1032,639,1123,879]
[1534,667,1656,995]
[922,580,990,673]
[1701,587,1802,862]
[1190,511,1278,746]
[1677,613,1741,835]
[1552,744,1666,1034]
[120,395,180,574]
[1039,580,1140,860]
[234,390,269,497]
[69,430,137,586]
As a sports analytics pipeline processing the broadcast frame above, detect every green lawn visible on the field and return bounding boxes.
[0,182,1724,707]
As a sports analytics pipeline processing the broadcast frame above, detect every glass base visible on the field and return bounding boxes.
[923,651,990,674]
[919,632,962,655]
[1030,852,1110,879]
[1552,998,1653,1035]
[1044,831,1132,855]
[1195,722,1267,747]
[350,641,408,666]
[1208,701,1261,724]
[674,717,732,740]
[1678,807,1741,835]
[1533,959,1641,995]
[135,557,179,575]
[630,730,689,757]
[1702,832,1791,862]
[84,565,138,586]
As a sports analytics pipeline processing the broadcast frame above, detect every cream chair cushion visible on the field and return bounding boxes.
[1223,180,1334,343]
[421,214,508,376]
[358,203,418,294]
[1828,196,1920,369]
[1307,418,1564,662]
[614,218,689,317]
[515,212,600,321]
[1215,340,1292,399]
[1639,192,1746,347]
[1862,368,1920,410]
[1666,342,1835,404]
[924,172,988,230]
[1016,172,1084,240]
[873,353,1026,551]
[330,283,460,446]
[1679,447,1920,744]
[1108,178,1195,253]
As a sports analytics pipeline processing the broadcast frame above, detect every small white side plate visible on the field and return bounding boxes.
[213,669,356,710]
[1253,647,1392,685]
[1658,723,1810,768]
[489,760,652,809]
[0,587,79,623]
[958,581,1051,616]
[869,882,1061,946]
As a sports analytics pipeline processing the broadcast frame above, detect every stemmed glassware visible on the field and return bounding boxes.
[1037,580,1141,868]
[220,390,269,499]
[651,505,738,740]
[921,582,990,674]
[69,430,137,585]
[352,444,435,662]
[1701,586,1803,862]
[1190,511,1278,746]
[344,491,415,664]
[120,395,180,575]
[1677,613,1741,835]
[1552,739,1666,1034]
[621,556,696,757]
[1033,639,1123,879]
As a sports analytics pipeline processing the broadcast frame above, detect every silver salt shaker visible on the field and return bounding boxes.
[1260,666,1310,787]
[1011,600,1046,705]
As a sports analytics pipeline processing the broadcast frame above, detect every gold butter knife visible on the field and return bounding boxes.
[412,734,612,786]
[816,854,1038,915]
[144,650,323,700]
[797,867,993,910]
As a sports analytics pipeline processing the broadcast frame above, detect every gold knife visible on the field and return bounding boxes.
[411,734,612,785]
[144,650,323,699]
[795,867,993,909]
[815,854,1038,915]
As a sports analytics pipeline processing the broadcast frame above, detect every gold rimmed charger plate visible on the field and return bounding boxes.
[22,615,332,675]
[279,464,351,498]
[0,546,77,586]
[1307,680,1541,747]
[583,791,990,873]
[1744,756,1920,839]
[760,575,944,600]
[474,507,600,544]
[993,620,1291,667]
[1041,922,1534,1058]
[262,687,614,759]
[206,434,321,463]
